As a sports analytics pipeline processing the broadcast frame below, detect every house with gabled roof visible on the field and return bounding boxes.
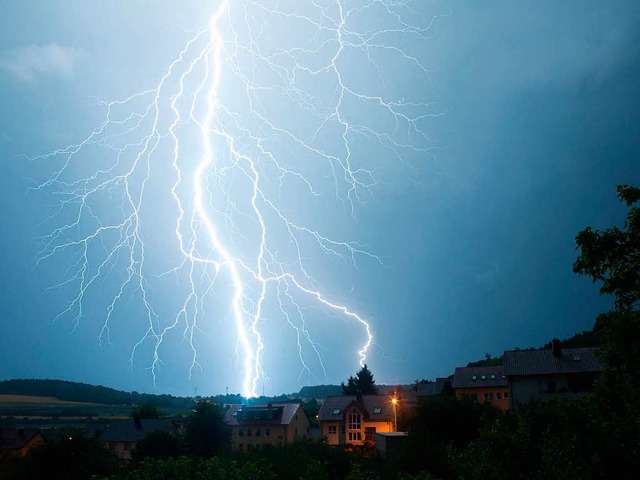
[504,341,602,408]
[0,428,44,456]
[452,366,509,411]
[223,403,309,452]
[318,395,396,446]
[99,418,180,460]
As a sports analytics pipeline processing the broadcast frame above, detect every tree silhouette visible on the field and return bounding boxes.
[574,184,640,382]
[184,400,229,458]
[341,364,379,395]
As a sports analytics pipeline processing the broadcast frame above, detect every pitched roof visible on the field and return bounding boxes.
[223,403,303,427]
[452,366,507,389]
[318,395,395,422]
[99,419,179,443]
[416,383,436,397]
[504,347,602,376]
[0,428,41,450]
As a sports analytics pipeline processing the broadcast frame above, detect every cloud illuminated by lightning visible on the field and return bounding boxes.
[32,0,440,397]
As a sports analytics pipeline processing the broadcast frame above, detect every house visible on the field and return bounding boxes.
[223,403,309,452]
[416,376,453,398]
[99,418,180,459]
[452,366,509,411]
[318,395,397,446]
[503,341,602,408]
[0,428,44,456]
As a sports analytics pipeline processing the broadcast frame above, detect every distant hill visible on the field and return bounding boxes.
[0,379,194,409]
[297,384,342,398]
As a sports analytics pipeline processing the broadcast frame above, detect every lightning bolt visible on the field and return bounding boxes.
[32,0,440,397]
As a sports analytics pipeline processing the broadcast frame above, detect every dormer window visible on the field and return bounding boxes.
[332,408,341,415]
[481,375,486,380]
[472,375,477,380]
[490,374,496,379]
[373,408,381,414]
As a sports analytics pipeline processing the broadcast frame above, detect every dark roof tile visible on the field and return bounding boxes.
[453,366,507,389]
[504,347,602,376]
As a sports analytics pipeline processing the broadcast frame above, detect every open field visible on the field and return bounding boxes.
[0,394,191,428]
[0,394,97,404]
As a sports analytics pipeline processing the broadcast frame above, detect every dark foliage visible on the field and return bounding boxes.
[574,184,640,312]
[131,430,183,462]
[341,364,379,395]
[130,404,164,421]
[184,400,230,458]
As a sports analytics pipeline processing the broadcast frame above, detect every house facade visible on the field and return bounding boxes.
[224,403,309,452]
[452,366,510,411]
[504,343,602,409]
[318,395,395,446]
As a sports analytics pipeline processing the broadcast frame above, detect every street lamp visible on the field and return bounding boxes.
[391,397,398,432]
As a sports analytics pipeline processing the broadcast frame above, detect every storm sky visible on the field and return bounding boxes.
[1,0,639,397]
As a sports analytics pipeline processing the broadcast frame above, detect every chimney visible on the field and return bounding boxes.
[552,338,562,357]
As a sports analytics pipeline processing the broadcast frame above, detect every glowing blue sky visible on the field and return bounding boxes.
[1,1,639,396]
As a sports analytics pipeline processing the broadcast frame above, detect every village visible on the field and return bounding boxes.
[1,339,603,460]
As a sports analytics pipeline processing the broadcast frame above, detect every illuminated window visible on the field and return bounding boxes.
[348,408,361,431]
[348,432,362,441]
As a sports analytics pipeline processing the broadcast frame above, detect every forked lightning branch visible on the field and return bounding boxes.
[33,0,437,397]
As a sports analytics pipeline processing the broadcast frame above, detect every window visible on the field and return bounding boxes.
[265,428,270,437]
[328,425,337,435]
[348,408,361,431]
[496,392,502,400]
[348,432,362,442]
[239,428,243,437]
[364,427,376,442]
[373,407,382,414]
[487,392,494,400]
[238,444,243,451]
[490,374,496,379]
[484,393,489,400]
[332,408,341,415]
[247,444,253,451]
[256,428,261,436]
[472,375,477,381]
[277,435,284,440]
[481,375,486,380]
[247,428,252,437]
